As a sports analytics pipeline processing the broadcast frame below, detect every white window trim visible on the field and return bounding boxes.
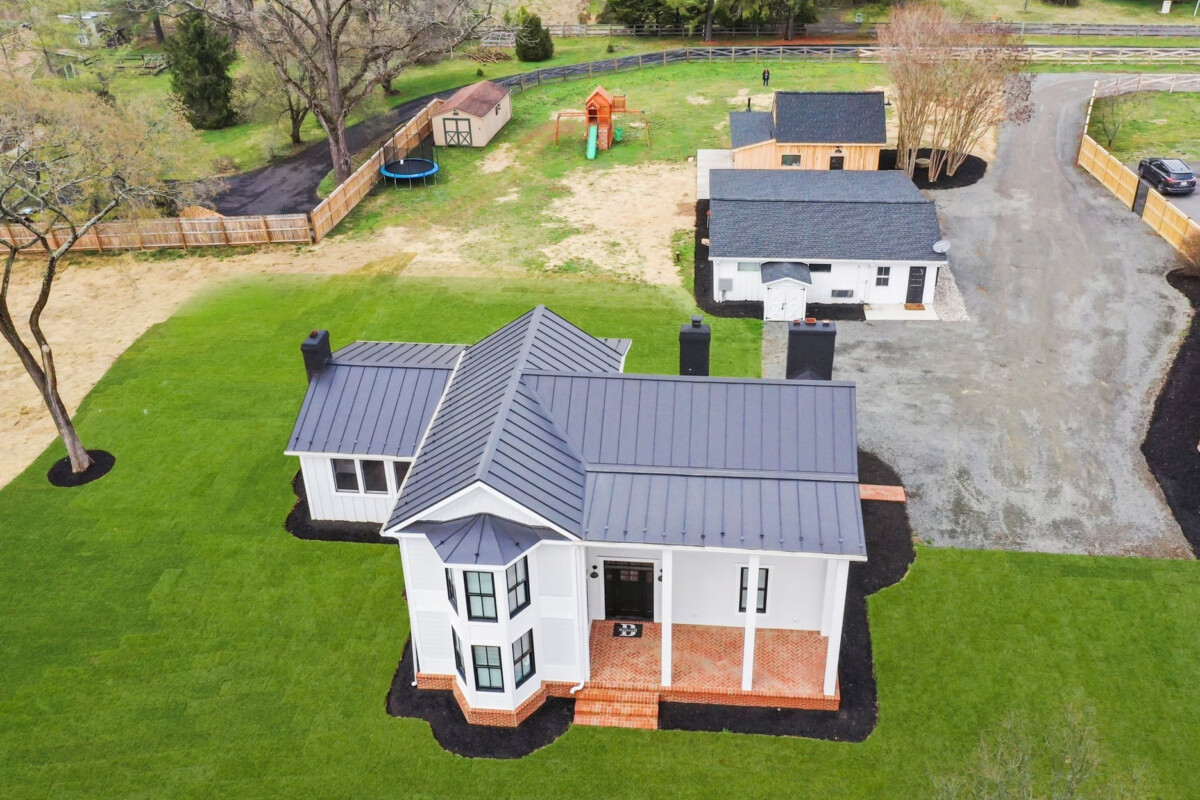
[332,456,413,496]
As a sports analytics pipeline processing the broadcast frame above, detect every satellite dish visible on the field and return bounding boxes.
[932,239,951,254]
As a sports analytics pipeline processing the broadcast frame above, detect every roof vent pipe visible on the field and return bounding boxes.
[679,315,711,377]
[301,329,332,382]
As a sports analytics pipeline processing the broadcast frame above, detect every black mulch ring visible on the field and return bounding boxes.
[692,201,867,321]
[879,148,988,191]
[385,642,576,759]
[658,449,915,743]
[1143,268,1200,556]
[284,470,389,544]
[47,449,115,487]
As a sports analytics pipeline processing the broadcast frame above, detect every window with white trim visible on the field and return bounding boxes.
[361,460,387,493]
[332,459,359,492]
[472,645,503,691]
[393,461,410,491]
[465,571,498,621]
[875,266,891,287]
[512,630,536,688]
[737,262,760,272]
[781,154,801,167]
[506,557,530,617]
[739,567,768,614]
[809,263,832,273]
[331,458,407,495]
[831,289,855,299]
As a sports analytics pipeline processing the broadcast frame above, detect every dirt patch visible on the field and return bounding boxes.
[687,94,712,106]
[480,143,516,175]
[726,88,773,111]
[541,163,695,285]
[0,225,482,489]
[495,189,519,204]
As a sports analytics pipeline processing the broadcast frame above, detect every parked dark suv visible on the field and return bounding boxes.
[1138,158,1197,195]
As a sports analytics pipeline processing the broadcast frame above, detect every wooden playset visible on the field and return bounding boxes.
[554,86,650,159]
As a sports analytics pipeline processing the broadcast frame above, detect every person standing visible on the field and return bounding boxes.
[762,67,771,87]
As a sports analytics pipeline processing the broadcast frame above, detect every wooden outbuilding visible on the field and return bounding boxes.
[730,92,886,171]
[431,81,512,148]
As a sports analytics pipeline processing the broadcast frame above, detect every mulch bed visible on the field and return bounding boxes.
[47,449,115,487]
[284,470,389,545]
[658,449,914,742]
[692,201,867,321]
[879,148,988,191]
[1143,268,1200,556]
[385,642,576,759]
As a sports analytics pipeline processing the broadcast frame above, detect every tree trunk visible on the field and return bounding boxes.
[320,117,353,185]
[784,5,796,41]
[703,0,715,42]
[288,103,308,146]
[41,350,93,473]
[152,14,165,45]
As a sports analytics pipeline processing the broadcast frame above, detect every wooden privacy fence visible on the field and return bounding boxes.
[310,97,443,241]
[1078,134,1200,263]
[1,213,312,252]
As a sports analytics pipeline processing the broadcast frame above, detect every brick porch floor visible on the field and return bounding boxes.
[586,621,835,706]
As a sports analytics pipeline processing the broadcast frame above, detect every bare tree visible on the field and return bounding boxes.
[238,45,313,146]
[0,78,189,474]
[176,0,484,186]
[1090,91,1147,150]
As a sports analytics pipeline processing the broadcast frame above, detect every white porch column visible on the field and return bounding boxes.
[661,549,673,687]
[822,559,851,697]
[575,545,591,684]
[741,554,760,692]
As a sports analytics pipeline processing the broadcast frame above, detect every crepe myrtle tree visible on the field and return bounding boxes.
[0,78,189,475]
[172,0,486,187]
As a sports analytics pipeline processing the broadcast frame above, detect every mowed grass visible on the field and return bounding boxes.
[844,0,1200,23]
[2,275,1200,797]
[1089,90,1200,164]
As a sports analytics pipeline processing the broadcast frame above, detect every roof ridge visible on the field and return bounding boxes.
[475,305,546,480]
[523,369,858,389]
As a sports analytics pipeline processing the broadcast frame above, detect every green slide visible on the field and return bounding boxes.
[586,124,598,160]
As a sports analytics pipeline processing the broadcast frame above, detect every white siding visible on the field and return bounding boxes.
[416,483,560,530]
[713,259,942,306]
[533,543,582,680]
[298,454,405,523]
[670,550,827,631]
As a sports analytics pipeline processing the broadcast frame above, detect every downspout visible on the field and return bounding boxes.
[569,545,588,694]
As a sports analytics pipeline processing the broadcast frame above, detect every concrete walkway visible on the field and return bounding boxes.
[834,73,1193,556]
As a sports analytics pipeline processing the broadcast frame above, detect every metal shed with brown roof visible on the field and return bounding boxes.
[431,81,512,148]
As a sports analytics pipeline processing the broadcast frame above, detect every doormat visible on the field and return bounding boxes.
[613,623,643,638]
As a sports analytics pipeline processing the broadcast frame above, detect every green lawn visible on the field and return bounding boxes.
[1088,90,1200,164]
[841,0,1200,24]
[1,275,1199,797]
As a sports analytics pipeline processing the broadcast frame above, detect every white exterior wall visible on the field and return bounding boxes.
[407,482,561,531]
[712,258,942,306]
[584,547,664,622]
[298,454,410,523]
[670,550,827,631]
[431,93,512,148]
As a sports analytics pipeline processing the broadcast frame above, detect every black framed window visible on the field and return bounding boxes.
[445,568,458,613]
[393,461,410,491]
[829,155,845,170]
[781,154,801,167]
[452,629,466,680]
[739,567,768,614]
[809,263,832,273]
[331,459,359,492]
[472,645,503,691]
[875,266,891,287]
[465,571,497,621]
[361,460,388,493]
[512,630,536,688]
[506,557,530,617]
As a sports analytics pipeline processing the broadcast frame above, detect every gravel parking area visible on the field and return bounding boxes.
[833,73,1193,557]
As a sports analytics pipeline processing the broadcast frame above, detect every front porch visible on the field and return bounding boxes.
[586,621,838,709]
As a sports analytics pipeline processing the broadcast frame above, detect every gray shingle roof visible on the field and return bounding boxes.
[772,91,886,144]
[400,514,566,566]
[710,169,926,203]
[386,306,623,533]
[729,111,774,148]
[761,262,812,284]
[286,341,464,457]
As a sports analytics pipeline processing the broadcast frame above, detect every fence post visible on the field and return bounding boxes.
[219,216,231,246]
[132,218,145,249]
[175,217,188,249]
[260,216,272,244]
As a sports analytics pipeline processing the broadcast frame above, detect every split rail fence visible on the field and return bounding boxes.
[1077,74,1200,262]
[543,21,1200,38]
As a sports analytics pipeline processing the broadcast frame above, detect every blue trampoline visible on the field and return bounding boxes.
[380,157,439,188]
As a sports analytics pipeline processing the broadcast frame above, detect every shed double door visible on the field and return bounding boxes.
[442,117,472,147]
[764,282,807,322]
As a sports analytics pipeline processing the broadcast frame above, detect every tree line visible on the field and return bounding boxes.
[599,0,819,41]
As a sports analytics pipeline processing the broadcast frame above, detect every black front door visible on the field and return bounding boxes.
[443,117,472,147]
[604,561,654,621]
[906,267,927,304]
[829,155,845,170]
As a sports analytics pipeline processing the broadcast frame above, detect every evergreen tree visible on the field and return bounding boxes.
[515,14,554,63]
[164,12,237,130]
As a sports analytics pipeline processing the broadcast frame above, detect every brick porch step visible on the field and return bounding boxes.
[573,688,659,730]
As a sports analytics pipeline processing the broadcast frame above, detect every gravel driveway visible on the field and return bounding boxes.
[835,73,1193,557]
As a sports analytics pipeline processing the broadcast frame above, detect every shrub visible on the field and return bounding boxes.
[515,15,554,62]
[606,42,615,53]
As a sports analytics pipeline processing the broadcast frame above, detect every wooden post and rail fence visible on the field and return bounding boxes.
[1077,75,1200,262]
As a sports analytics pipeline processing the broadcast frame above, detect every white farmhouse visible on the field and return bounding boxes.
[286,307,866,729]
[708,169,948,321]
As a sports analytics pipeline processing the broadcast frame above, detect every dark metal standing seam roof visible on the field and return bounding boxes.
[772,91,887,144]
[729,111,775,148]
[286,342,465,457]
[399,514,567,566]
[386,307,624,534]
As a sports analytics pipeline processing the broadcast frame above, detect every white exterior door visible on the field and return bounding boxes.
[763,282,807,322]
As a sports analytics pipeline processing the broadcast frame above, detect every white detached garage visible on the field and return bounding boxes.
[707,170,948,321]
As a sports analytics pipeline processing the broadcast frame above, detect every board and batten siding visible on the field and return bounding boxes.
[431,93,512,148]
[732,142,882,171]
[532,542,584,682]
[713,259,941,306]
[298,454,404,523]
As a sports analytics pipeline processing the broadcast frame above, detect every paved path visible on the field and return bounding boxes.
[835,73,1193,556]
